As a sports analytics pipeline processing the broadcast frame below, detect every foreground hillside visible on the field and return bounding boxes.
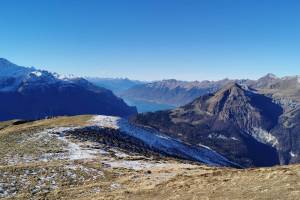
[1,116,300,200]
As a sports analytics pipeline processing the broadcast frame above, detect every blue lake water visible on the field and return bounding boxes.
[123,98,175,113]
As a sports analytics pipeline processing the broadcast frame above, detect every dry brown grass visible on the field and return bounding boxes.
[1,115,300,200]
[0,115,93,165]
[79,164,300,200]
[0,115,92,135]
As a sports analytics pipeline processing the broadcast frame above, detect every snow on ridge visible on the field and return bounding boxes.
[208,133,239,141]
[0,58,84,92]
[30,71,42,77]
[89,115,239,167]
[43,127,98,161]
[9,116,238,167]
[52,72,78,81]
[290,151,297,158]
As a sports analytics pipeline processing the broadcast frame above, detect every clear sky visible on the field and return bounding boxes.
[1,0,300,81]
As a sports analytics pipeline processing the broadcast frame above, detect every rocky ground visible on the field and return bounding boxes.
[0,115,300,200]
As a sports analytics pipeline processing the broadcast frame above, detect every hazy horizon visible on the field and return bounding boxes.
[1,57,298,82]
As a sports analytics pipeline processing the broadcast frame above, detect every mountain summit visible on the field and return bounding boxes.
[189,83,283,131]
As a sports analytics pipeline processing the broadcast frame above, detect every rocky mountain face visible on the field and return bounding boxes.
[191,83,283,131]
[131,83,299,168]
[249,74,300,112]
[0,58,137,121]
[271,107,300,165]
[88,73,300,113]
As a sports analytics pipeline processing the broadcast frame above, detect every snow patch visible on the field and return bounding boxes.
[110,183,121,190]
[30,71,42,77]
[111,149,129,158]
[42,127,99,160]
[290,151,297,158]
[90,115,239,167]
[208,133,239,141]
[53,72,77,81]
[197,144,212,150]
[56,135,97,160]
[250,127,278,147]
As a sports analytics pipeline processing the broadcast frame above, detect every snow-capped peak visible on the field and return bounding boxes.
[30,71,43,77]
[52,72,77,81]
[263,73,278,79]
[0,58,35,78]
[0,58,84,92]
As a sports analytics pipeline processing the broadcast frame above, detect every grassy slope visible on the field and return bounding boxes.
[0,115,300,200]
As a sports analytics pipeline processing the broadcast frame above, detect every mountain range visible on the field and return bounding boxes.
[86,73,300,167]
[0,58,137,121]
[121,78,233,106]
[120,74,300,111]
[2,57,300,199]
[2,57,300,169]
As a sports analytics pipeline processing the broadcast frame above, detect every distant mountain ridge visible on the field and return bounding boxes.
[0,58,137,121]
[87,77,176,112]
[121,78,234,106]
[121,74,300,110]
[248,74,300,112]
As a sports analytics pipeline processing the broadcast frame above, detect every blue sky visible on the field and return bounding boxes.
[0,0,300,81]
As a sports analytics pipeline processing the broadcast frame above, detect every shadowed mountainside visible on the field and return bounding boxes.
[0,58,137,121]
[132,83,285,167]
